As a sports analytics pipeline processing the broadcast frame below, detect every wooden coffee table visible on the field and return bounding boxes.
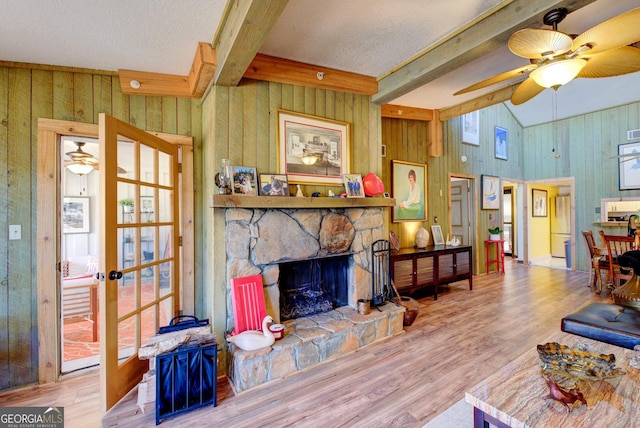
[466,331,640,428]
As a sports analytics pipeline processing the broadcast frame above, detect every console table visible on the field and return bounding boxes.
[466,330,639,427]
[390,245,472,299]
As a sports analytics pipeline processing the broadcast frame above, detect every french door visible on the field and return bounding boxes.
[99,114,180,410]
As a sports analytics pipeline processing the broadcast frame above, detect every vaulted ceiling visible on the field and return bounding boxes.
[1,0,639,127]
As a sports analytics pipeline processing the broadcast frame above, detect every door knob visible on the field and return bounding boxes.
[108,270,123,280]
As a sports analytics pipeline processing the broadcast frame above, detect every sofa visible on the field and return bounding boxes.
[61,256,99,342]
[561,251,640,350]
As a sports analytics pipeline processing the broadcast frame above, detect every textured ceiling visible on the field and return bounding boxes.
[1,0,639,127]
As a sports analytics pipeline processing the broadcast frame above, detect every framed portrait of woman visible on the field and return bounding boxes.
[391,160,427,222]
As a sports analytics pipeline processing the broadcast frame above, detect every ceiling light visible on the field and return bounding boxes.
[130,80,141,89]
[66,163,94,176]
[530,58,587,89]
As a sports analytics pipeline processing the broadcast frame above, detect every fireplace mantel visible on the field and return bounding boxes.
[212,194,395,209]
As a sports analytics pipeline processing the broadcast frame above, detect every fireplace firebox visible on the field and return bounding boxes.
[278,255,350,321]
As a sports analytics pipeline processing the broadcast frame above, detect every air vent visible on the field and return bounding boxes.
[628,129,640,141]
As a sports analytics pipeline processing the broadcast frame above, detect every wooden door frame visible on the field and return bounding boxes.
[448,173,478,275]
[36,118,194,384]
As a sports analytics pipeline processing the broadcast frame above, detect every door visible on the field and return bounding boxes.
[503,187,514,256]
[99,113,180,410]
[450,179,471,245]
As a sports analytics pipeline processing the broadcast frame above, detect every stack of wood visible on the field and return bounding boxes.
[136,325,216,413]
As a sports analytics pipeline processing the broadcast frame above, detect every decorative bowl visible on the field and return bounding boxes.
[537,342,625,381]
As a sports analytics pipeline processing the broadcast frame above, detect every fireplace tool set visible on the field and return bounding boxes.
[371,240,394,308]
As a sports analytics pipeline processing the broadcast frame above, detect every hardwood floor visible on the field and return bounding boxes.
[0,260,613,427]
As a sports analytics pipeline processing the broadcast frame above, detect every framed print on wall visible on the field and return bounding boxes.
[231,166,257,195]
[618,142,640,190]
[277,110,350,185]
[532,189,548,217]
[391,160,427,222]
[461,111,479,146]
[495,126,508,160]
[481,174,500,210]
[63,196,90,233]
[431,225,445,246]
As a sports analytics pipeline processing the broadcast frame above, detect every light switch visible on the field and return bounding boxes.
[9,225,21,240]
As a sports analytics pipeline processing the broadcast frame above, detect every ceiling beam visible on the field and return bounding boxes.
[245,54,377,95]
[381,104,434,121]
[373,0,599,106]
[213,0,289,86]
[119,43,216,98]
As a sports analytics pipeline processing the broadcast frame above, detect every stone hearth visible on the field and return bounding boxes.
[220,203,405,393]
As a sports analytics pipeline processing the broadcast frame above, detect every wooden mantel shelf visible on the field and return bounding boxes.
[212,195,396,209]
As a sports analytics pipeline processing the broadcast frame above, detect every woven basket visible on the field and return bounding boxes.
[394,296,420,326]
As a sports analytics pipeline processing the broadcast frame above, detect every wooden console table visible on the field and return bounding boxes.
[466,330,639,427]
[390,245,472,300]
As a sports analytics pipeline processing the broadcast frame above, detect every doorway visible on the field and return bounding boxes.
[449,174,476,274]
[36,118,194,396]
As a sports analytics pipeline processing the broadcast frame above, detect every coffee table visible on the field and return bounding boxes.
[466,331,640,428]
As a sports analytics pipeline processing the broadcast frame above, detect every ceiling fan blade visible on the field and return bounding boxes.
[510,78,545,105]
[572,7,640,56]
[508,29,572,59]
[577,46,640,78]
[454,65,535,95]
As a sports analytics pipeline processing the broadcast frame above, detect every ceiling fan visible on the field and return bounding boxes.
[455,6,640,105]
[65,141,127,175]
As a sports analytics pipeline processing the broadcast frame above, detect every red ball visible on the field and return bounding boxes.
[362,173,384,196]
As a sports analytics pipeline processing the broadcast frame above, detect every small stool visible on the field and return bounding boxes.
[485,239,505,275]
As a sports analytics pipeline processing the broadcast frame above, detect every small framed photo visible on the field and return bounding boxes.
[231,166,257,195]
[431,225,445,246]
[461,111,479,146]
[259,174,290,196]
[532,188,548,217]
[481,174,500,210]
[343,174,365,198]
[495,126,507,160]
[63,196,90,233]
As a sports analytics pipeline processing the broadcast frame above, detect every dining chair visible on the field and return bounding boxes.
[582,230,608,292]
[600,232,635,289]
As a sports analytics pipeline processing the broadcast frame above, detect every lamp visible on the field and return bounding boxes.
[66,162,94,176]
[530,58,587,89]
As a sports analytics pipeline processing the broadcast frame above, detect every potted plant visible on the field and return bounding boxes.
[119,198,134,213]
[488,225,503,241]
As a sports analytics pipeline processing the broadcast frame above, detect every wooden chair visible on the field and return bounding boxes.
[600,231,635,289]
[581,230,608,292]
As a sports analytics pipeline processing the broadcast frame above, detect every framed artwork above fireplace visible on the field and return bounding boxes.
[277,110,350,185]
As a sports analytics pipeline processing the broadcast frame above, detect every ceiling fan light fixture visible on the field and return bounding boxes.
[66,162,94,176]
[530,58,587,89]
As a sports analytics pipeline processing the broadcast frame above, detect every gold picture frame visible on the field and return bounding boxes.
[391,160,427,222]
[277,110,350,185]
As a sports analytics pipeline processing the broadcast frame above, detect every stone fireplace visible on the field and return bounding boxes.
[217,199,404,393]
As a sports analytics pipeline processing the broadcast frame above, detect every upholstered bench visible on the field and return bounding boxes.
[561,302,640,350]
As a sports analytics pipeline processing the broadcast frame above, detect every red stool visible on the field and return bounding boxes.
[485,239,505,275]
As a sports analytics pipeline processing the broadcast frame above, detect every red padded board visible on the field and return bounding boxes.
[231,274,266,334]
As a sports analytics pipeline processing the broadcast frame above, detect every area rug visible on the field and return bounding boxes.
[423,398,473,427]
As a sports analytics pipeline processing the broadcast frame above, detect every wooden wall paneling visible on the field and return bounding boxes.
[8,68,34,386]
[242,82,257,167]
[304,87,315,115]
[267,82,281,173]
[129,95,146,130]
[73,73,93,123]
[315,88,326,118]
[228,85,244,163]
[145,96,163,131]
[0,67,9,390]
[53,72,74,121]
[111,78,129,123]
[161,97,177,135]
[255,80,270,175]
[292,85,304,112]
[92,75,112,121]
